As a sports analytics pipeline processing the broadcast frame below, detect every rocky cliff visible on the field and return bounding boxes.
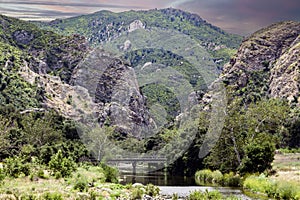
[221,21,300,104]
[71,49,156,138]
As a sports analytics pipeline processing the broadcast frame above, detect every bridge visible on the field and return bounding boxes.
[107,157,167,175]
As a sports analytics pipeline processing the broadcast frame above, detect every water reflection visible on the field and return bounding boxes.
[120,171,196,186]
[120,172,256,200]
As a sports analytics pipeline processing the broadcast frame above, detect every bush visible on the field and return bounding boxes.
[195,169,241,187]
[43,192,63,200]
[172,193,178,200]
[4,157,31,178]
[100,163,119,183]
[130,187,144,200]
[223,172,241,187]
[73,175,88,192]
[211,170,223,185]
[145,184,160,197]
[195,169,213,185]
[48,150,76,177]
[35,168,49,179]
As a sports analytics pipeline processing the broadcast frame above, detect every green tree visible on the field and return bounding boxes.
[21,113,62,146]
[238,133,275,174]
[204,98,289,173]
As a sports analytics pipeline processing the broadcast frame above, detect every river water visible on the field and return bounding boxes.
[119,172,255,199]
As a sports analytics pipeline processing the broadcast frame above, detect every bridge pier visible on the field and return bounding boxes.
[132,161,137,176]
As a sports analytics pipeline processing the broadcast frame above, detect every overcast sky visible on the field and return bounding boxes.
[0,0,299,35]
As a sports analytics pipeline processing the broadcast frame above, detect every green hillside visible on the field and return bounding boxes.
[35,8,242,67]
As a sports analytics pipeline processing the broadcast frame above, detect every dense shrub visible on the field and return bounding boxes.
[211,170,223,185]
[73,174,88,192]
[145,184,160,197]
[130,187,144,200]
[195,169,241,187]
[195,169,213,185]
[4,157,30,178]
[100,163,119,183]
[48,150,76,177]
[223,172,241,187]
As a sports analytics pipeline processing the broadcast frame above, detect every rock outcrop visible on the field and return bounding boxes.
[221,21,300,104]
[128,20,145,32]
[269,35,300,103]
[71,49,156,138]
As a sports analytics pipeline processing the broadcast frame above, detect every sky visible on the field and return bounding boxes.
[0,0,299,35]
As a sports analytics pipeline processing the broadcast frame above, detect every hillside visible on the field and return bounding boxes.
[33,8,244,124]
[221,21,300,105]
[35,8,242,68]
[0,14,88,82]
[1,11,299,179]
[0,15,85,112]
[201,21,300,174]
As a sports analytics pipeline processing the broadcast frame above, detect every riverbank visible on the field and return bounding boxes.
[194,152,300,200]
[243,152,300,200]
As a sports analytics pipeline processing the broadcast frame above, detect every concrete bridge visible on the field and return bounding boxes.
[107,157,167,175]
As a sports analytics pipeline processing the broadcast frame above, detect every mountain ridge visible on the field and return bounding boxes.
[34,8,242,68]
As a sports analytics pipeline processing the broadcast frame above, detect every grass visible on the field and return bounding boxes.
[243,174,300,200]
[0,165,161,199]
[243,152,300,200]
[187,190,241,200]
[272,153,300,182]
[0,166,109,199]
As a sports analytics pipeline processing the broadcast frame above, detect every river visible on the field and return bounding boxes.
[119,172,255,199]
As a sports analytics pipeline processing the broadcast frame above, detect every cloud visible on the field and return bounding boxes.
[168,0,193,7]
[176,0,300,35]
[0,0,142,8]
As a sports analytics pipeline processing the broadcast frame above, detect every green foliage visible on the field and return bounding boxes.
[36,169,48,179]
[195,169,241,187]
[223,172,241,187]
[130,187,144,200]
[21,113,63,147]
[4,156,30,178]
[42,192,63,200]
[195,169,214,185]
[73,174,88,192]
[172,193,179,200]
[278,148,300,153]
[0,168,5,183]
[36,8,242,49]
[99,163,119,183]
[205,99,289,173]
[243,174,300,199]
[0,15,87,83]
[238,134,275,174]
[145,183,160,197]
[48,150,76,177]
[188,190,223,200]
[0,42,41,110]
